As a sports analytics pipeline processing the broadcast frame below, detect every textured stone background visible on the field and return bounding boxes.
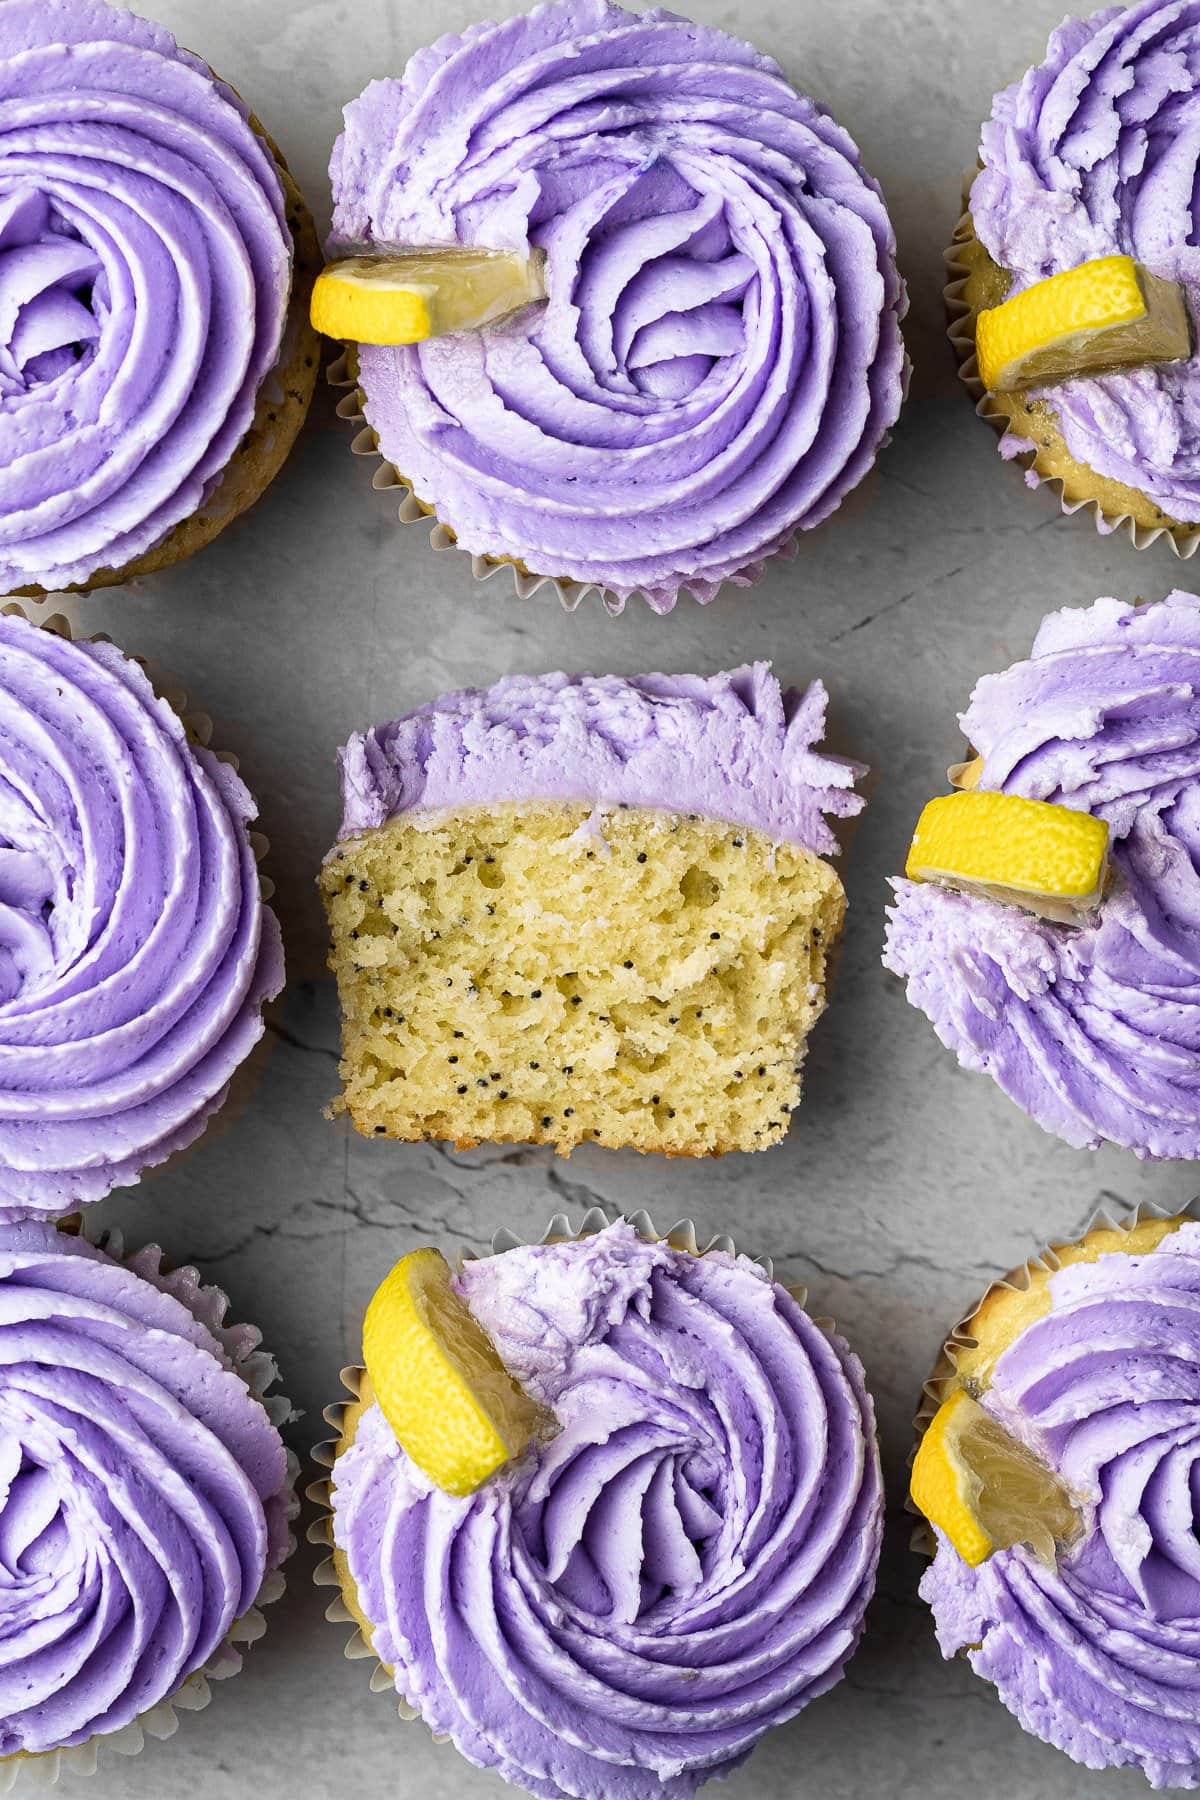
[59,0,1200,1794]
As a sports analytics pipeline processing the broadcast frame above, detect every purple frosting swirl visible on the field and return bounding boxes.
[971,0,1200,519]
[329,0,907,611]
[0,1221,290,1756]
[0,0,293,592]
[923,1223,1200,1788]
[337,664,865,855]
[332,1223,882,1800]
[0,615,284,1217]
[884,592,1200,1159]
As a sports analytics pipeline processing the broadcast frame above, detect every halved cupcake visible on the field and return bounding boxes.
[320,665,863,1155]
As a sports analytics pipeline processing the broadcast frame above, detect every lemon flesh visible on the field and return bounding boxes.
[911,1388,1080,1569]
[362,1248,542,1496]
[311,248,547,345]
[976,254,1192,393]
[905,789,1109,924]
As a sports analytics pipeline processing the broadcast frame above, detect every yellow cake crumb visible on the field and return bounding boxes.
[319,802,845,1156]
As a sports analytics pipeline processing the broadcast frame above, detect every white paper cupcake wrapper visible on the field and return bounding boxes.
[945,179,1200,558]
[307,1204,845,1728]
[906,1194,1200,1556]
[326,352,795,618]
[0,1218,299,1788]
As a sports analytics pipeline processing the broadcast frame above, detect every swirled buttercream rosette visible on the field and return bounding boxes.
[325,0,907,616]
[0,1217,296,1788]
[946,1,1200,558]
[909,1199,1200,1788]
[884,591,1200,1159]
[0,608,283,1218]
[0,0,320,597]
[308,1207,883,1800]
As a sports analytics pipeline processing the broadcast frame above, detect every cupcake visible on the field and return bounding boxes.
[325,0,907,613]
[950,0,1200,551]
[312,1214,882,1800]
[884,591,1200,1159]
[319,664,863,1156]
[0,613,283,1215]
[0,1218,293,1769]
[910,1209,1200,1788]
[0,0,320,596]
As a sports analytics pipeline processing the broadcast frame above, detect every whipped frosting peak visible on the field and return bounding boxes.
[971,1,1200,520]
[0,0,293,591]
[0,616,284,1216]
[923,1222,1200,1788]
[0,1221,290,1756]
[337,664,865,855]
[884,591,1200,1159]
[330,0,906,610]
[332,1222,882,1800]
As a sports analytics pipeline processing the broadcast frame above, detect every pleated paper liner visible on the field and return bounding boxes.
[326,350,798,617]
[945,179,1200,559]
[0,604,280,1195]
[906,1194,1200,1558]
[13,105,321,602]
[307,1204,846,1725]
[0,1216,298,1789]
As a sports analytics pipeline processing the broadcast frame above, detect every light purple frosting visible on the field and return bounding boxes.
[971,0,1200,520]
[0,1221,290,1756]
[884,592,1200,1159]
[337,664,865,856]
[0,0,293,592]
[329,0,907,611]
[332,1222,882,1800]
[923,1222,1200,1788]
[0,615,284,1216]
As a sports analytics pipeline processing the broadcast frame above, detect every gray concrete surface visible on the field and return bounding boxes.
[50,0,1200,1793]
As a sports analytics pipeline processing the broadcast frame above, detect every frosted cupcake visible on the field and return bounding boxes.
[0,614,283,1215]
[0,1219,293,1769]
[884,592,1200,1158]
[951,1,1200,550]
[315,1216,883,1800]
[911,1211,1200,1788]
[324,0,907,613]
[0,0,320,595]
[320,665,863,1156]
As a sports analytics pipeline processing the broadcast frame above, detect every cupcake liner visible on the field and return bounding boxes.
[945,178,1200,559]
[0,604,280,1190]
[307,1204,845,1724]
[907,1195,1200,1556]
[0,1216,299,1789]
[327,352,793,617]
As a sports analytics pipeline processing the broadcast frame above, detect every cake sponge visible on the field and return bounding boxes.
[321,801,844,1156]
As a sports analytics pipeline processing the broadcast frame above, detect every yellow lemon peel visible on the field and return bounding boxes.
[311,248,547,345]
[362,1248,542,1496]
[905,789,1109,923]
[976,254,1192,393]
[911,1388,1080,1568]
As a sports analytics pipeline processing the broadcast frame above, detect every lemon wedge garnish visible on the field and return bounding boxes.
[362,1248,542,1495]
[976,254,1192,393]
[311,248,547,345]
[911,1388,1080,1568]
[905,789,1109,923]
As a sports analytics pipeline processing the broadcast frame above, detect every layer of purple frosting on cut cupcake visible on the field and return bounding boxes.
[329,0,907,612]
[971,0,1200,519]
[0,616,284,1216]
[884,592,1200,1158]
[332,1221,882,1800]
[923,1222,1200,1789]
[0,1221,291,1756]
[337,664,865,856]
[0,0,293,592]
